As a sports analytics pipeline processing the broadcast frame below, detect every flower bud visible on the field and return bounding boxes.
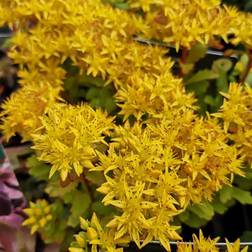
[80,217,89,230]
[86,227,98,240]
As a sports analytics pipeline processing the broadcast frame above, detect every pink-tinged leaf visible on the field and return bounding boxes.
[0,225,18,252]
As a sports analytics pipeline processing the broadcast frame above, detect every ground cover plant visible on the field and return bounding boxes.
[1,0,252,251]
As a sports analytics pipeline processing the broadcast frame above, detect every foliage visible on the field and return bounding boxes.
[0,0,252,251]
[223,0,252,12]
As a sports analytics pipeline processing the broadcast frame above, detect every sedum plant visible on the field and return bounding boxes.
[70,221,248,252]
[0,0,252,251]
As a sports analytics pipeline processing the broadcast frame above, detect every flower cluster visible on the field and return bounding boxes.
[70,217,248,252]
[0,83,61,141]
[69,213,128,252]
[0,0,149,87]
[127,0,252,50]
[177,230,248,252]
[0,0,251,251]
[32,103,114,181]
[116,70,196,119]
[215,83,252,163]
[22,199,52,234]
[0,0,196,133]
[94,113,243,249]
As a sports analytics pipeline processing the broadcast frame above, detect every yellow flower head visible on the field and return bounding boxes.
[0,0,149,92]
[127,0,252,50]
[0,83,61,141]
[94,113,243,249]
[226,239,248,252]
[116,70,196,120]
[32,103,114,181]
[177,230,219,252]
[69,213,127,252]
[0,1,249,251]
[22,199,53,235]
[191,230,219,252]
[177,230,248,252]
[215,83,252,163]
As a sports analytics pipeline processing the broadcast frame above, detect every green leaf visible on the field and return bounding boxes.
[196,96,208,115]
[245,72,252,85]
[204,95,223,112]
[67,191,91,227]
[86,86,117,112]
[186,80,209,95]
[103,0,129,9]
[240,231,252,242]
[91,201,116,216]
[62,58,79,75]
[27,155,50,181]
[234,176,252,191]
[64,76,76,90]
[185,70,219,85]
[212,59,232,93]
[232,187,252,204]
[115,2,129,9]
[42,201,68,243]
[178,210,190,222]
[86,171,105,185]
[204,95,216,106]
[245,168,252,179]
[78,74,106,87]
[45,180,78,200]
[212,59,233,73]
[212,200,228,215]
[86,87,99,100]
[216,72,228,92]
[240,54,249,66]
[189,202,214,220]
[1,38,13,49]
[181,211,208,228]
[103,98,117,113]
[219,186,233,204]
[186,43,207,64]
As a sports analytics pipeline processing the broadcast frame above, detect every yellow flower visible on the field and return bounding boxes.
[177,242,193,252]
[69,213,127,252]
[127,0,251,49]
[177,232,248,252]
[0,83,61,141]
[0,1,249,251]
[116,70,196,120]
[192,230,219,252]
[32,103,114,181]
[22,199,53,235]
[95,114,243,249]
[215,83,252,163]
[226,239,248,252]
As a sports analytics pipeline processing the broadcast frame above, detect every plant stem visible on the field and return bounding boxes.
[181,47,189,64]
[179,47,189,78]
